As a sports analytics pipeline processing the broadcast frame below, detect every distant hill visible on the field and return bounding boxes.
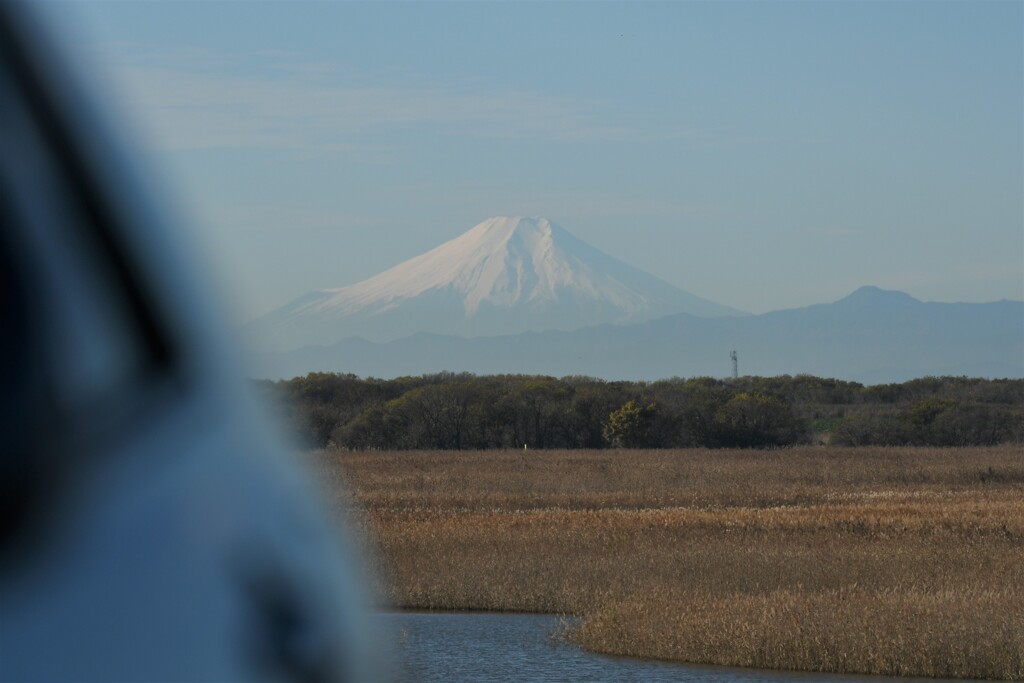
[248,286,1024,383]
[244,216,741,351]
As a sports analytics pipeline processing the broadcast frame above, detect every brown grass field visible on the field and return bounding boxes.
[310,446,1024,679]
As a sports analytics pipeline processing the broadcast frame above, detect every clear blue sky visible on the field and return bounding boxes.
[61,1,1023,322]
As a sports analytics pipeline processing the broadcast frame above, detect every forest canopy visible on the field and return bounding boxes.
[253,373,1024,450]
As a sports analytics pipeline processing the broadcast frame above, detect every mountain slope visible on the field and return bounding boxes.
[246,216,740,350]
[249,287,1024,383]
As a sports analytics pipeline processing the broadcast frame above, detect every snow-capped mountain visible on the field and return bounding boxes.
[246,216,741,351]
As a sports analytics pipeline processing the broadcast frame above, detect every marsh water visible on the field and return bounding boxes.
[376,611,969,683]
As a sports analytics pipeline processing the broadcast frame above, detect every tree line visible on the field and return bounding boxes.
[252,373,1024,450]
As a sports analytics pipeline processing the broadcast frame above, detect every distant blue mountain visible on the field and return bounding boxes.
[248,287,1024,384]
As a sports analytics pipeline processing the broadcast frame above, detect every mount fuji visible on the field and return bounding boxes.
[246,216,742,351]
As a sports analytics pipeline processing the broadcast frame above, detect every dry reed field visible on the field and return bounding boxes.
[310,446,1024,679]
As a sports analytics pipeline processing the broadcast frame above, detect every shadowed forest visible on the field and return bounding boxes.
[255,373,1023,451]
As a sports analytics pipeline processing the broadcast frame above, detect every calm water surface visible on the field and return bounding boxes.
[375,611,970,683]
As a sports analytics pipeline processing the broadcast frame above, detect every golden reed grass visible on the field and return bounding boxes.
[310,446,1024,679]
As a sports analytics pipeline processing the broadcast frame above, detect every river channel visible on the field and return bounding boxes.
[375,611,972,683]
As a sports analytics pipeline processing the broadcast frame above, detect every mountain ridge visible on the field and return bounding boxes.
[247,288,1024,383]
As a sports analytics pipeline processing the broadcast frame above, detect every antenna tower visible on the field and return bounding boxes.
[730,350,738,379]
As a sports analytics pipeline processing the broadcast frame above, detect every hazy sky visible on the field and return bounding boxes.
[62,1,1023,322]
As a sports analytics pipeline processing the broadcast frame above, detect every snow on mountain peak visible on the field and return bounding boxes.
[307,215,635,316]
[248,216,741,349]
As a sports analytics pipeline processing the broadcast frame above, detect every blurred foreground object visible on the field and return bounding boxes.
[0,2,375,680]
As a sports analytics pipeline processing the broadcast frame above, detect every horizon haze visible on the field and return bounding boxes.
[250,284,1024,383]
